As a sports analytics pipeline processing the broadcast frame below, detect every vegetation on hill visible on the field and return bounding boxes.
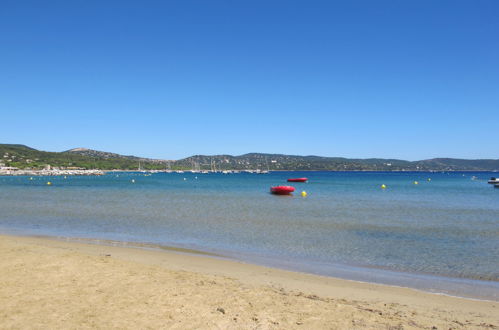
[179,153,499,171]
[0,145,169,170]
[1,144,498,171]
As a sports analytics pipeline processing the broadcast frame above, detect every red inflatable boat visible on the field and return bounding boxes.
[270,186,295,195]
[287,178,308,182]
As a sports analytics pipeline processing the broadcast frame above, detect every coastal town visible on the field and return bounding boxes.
[0,166,105,176]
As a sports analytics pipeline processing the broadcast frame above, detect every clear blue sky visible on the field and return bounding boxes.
[1,0,497,160]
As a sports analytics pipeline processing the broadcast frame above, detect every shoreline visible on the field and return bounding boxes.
[1,233,498,328]
[29,234,499,300]
[1,169,497,176]
[3,229,499,303]
[0,169,106,176]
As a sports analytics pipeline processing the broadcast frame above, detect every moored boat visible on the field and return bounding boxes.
[270,186,295,195]
[287,178,308,182]
[488,177,499,184]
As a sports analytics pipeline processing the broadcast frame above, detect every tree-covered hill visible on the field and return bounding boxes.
[0,144,169,170]
[1,144,498,171]
[177,153,403,171]
[177,153,499,171]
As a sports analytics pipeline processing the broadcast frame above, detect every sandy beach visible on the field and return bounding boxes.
[0,234,497,329]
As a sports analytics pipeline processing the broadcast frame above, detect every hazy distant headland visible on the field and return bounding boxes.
[1,144,498,172]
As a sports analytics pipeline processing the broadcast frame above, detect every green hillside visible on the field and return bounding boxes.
[0,145,168,170]
[1,144,498,171]
[178,153,499,171]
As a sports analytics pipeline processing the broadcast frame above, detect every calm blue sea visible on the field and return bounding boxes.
[1,171,498,300]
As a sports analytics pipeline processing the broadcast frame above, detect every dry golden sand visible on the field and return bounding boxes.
[0,235,498,329]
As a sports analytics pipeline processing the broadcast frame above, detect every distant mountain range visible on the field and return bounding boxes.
[1,144,498,171]
[178,153,499,171]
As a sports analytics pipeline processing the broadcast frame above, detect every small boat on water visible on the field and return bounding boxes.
[488,177,499,184]
[270,186,295,195]
[287,178,308,182]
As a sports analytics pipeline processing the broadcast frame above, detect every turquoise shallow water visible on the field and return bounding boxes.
[1,171,498,300]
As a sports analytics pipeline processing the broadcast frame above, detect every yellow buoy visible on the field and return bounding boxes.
[414,181,419,185]
[381,184,387,189]
[47,181,52,185]
[301,191,307,197]
[427,178,431,182]
[29,177,33,180]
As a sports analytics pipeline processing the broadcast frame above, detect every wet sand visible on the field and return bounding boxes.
[0,234,497,329]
